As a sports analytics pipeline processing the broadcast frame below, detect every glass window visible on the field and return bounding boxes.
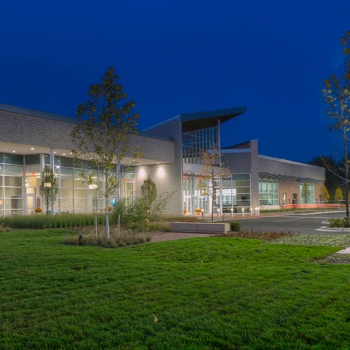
[236,180,250,186]
[25,154,40,165]
[3,153,23,165]
[60,168,73,177]
[5,177,22,187]
[60,157,74,168]
[300,183,315,204]
[59,198,73,210]
[74,159,86,169]
[74,199,87,209]
[61,178,73,187]
[87,161,99,170]
[26,177,39,187]
[25,165,41,176]
[44,154,50,165]
[5,187,23,196]
[74,189,87,198]
[232,174,250,180]
[74,179,86,188]
[60,188,73,198]
[182,126,218,164]
[259,180,279,205]
[0,153,3,163]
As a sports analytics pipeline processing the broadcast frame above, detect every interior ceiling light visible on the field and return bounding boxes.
[63,153,66,155]
[12,150,15,153]
[31,148,34,150]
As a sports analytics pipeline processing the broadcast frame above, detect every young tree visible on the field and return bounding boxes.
[70,67,141,239]
[141,175,157,214]
[301,182,311,205]
[320,185,330,203]
[200,146,231,222]
[323,31,350,216]
[335,187,344,202]
[39,165,58,216]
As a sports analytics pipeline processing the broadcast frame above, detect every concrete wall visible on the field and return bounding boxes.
[259,155,325,180]
[136,118,183,215]
[0,108,174,163]
[278,178,324,205]
[223,141,260,208]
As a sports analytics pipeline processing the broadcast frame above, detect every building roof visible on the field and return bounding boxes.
[180,107,246,132]
[143,106,246,132]
[0,103,77,124]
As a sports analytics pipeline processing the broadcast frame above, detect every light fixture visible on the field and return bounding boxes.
[63,153,66,155]
[31,148,34,151]
[12,150,15,153]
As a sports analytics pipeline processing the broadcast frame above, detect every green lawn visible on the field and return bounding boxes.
[1,230,350,349]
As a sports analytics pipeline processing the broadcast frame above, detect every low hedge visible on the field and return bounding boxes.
[230,222,241,231]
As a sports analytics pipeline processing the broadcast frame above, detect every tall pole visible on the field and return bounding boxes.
[344,126,349,217]
[217,120,223,216]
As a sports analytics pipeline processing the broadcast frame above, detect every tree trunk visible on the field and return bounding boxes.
[344,126,349,217]
[105,197,110,239]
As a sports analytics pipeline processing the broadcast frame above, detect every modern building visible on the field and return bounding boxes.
[0,103,325,216]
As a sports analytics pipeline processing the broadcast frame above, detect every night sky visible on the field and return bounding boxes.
[1,0,349,163]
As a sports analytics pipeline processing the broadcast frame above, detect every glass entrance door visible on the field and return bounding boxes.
[184,196,191,214]
[26,187,36,215]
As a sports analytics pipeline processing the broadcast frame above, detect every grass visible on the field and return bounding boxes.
[1,230,350,349]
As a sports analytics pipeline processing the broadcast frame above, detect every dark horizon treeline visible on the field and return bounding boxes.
[308,155,347,200]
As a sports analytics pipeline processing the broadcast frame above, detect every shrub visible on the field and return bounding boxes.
[0,214,107,229]
[230,222,241,232]
[212,229,298,241]
[328,217,350,228]
[64,225,151,248]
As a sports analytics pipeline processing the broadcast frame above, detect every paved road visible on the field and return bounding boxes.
[222,211,350,235]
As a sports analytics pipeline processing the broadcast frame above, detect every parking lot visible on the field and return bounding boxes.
[222,211,350,235]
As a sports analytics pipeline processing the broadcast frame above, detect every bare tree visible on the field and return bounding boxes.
[323,31,350,216]
[200,146,231,222]
[39,165,58,216]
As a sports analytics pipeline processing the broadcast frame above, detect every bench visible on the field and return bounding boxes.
[170,222,230,234]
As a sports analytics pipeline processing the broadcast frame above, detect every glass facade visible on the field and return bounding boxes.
[182,126,217,164]
[259,180,279,206]
[300,183,315,204]
[183,173,251,214]
[0,152,135,216]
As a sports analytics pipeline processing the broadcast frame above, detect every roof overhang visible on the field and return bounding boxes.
[259,172,289,181]
[180,107,246,132]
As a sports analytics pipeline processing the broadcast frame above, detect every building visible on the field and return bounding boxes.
[0,103,325,216]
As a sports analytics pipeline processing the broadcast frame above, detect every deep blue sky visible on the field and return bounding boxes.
[1,0,349,163]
